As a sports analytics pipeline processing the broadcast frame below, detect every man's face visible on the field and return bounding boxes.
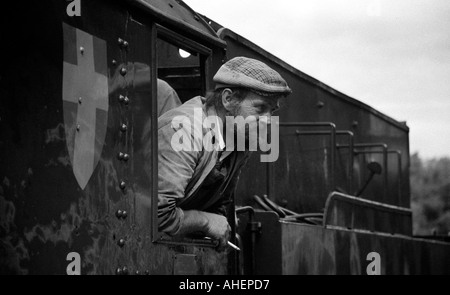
[226,91,280,148]
[231,92,280,119]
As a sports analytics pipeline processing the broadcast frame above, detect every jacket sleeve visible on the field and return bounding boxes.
[157,120,200,235]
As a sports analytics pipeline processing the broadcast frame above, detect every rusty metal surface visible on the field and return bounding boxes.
[280,222,450,275]
[237,212,450,274]
[0,0,226,275]
[0,0,138,275]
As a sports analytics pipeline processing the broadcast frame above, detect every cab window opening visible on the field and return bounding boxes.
[154,28,216,248]
[156,38,203,104]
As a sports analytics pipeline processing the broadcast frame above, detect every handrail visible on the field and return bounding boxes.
[279,122,336,194]
[303,130,354,193]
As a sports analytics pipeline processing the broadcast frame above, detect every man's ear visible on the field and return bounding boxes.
[221,88,234,111]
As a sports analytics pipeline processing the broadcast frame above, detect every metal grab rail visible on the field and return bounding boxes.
[278,122,337,195]
[301,130,354,193]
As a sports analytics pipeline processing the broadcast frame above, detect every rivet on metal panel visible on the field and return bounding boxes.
[123,153,130,162]
[118,95,125,103]
[122,41,129,48]
[122,210,128,219]
[76,124,80,132]
[120,123,128,132]
[117,238,126,248]
[135,270,141,275]
[123,97,130,105]
[78,97,82,104]
[120,67,127,76]
[122,266,129,275]
[118,38,124,46]
[352,121,359,128]
[118,152,125,161]
[116,267,123,275]
[79,46,84,55]
[115,210,123,219]
[112,59,117,66]
[119,181,126,190]
[317,101,325,108]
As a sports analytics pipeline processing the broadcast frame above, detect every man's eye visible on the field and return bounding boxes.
[255,103,277,114]
[256,106,266,113]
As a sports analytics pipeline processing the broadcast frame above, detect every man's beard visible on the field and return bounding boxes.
[226,104,261,150]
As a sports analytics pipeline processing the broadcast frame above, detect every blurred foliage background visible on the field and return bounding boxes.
[411,153,450,236]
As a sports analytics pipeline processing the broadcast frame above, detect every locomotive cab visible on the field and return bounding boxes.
[0,0,235,275]
[1,0,450,275]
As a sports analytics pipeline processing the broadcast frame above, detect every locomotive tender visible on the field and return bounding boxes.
[1,0,449,274]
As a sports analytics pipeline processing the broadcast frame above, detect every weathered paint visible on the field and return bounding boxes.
[238,212,450,275]
[281,223,450,275]
[0,0,226,275]
[62,23,109,190]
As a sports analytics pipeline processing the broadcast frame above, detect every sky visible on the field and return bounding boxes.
[184,0,450,159]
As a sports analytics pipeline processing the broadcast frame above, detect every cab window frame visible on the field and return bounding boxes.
[151,23,216,247]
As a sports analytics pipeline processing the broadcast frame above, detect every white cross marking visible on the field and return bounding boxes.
[63,28,108,189]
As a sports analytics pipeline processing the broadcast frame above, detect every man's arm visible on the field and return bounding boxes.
[178,210,230,250]
[157,121,197,234]
[157,120,230,247]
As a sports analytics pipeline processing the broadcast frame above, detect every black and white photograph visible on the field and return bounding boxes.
[0,0,449,279]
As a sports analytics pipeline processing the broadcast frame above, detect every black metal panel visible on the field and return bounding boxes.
[0,0,144,275]
[130,0,226,48]
[236,211,282,275]
[280,222,450,274]
[0,0,227,275]
[237,211,449,274]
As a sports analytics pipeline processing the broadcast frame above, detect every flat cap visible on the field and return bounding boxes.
[213,56,292,97]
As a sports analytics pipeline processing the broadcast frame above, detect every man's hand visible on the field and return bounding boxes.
[200,211,231,251]
[178,210,231,251]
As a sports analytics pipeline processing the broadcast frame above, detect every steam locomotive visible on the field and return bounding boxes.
[1,0,449,275]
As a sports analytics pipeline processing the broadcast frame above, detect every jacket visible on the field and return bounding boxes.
[157,96,250,235]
